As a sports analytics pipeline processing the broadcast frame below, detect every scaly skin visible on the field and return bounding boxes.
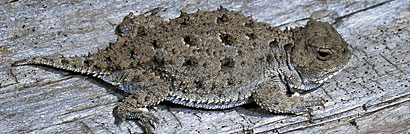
[12,7,351,133]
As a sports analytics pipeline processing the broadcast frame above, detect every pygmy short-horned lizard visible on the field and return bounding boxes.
[12,7,351,133]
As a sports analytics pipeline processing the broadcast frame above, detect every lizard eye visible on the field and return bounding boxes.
[317,48,332,61]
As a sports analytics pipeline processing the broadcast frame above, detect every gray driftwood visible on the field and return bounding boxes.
[0,0,408,133]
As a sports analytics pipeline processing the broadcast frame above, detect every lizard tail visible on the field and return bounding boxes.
[12,56,102,76]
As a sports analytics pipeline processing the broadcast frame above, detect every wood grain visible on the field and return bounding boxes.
[1,0,408,133]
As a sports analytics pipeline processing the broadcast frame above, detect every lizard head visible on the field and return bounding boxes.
[288,20,351,92]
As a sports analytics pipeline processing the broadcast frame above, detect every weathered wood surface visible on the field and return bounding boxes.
[0,0,408,133]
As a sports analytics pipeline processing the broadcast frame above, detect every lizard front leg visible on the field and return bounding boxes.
[253,78,324,114]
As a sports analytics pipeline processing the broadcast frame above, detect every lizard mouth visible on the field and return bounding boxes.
[310,61,349,84]
[290,61,349,92]
[277,70,323,92]
[289,82,324,91]
[282,60,349,92]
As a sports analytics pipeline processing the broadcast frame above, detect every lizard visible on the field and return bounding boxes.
[12,6,351,133]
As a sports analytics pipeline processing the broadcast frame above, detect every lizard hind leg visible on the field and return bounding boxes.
[117,88,168,133]
[253,79,324,114]
[102,68,169,133]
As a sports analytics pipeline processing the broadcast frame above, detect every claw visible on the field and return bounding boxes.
[117,106,160,134]
[140,111,160,130]
[147,114,160,129]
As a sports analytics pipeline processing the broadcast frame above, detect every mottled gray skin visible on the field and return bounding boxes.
[12,7,351,133]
